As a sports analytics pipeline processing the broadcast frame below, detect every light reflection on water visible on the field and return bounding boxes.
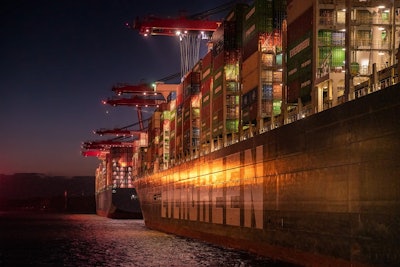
[0,212,292,266]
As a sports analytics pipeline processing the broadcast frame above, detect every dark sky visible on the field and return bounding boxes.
[0,0,232,176]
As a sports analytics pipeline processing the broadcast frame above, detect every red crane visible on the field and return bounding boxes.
[103,96,164,107]
[93,128,144,137]
[81,150,107,158]
[112,83,159,96]
[103,82,168,130]
[83,120,148,157]
[127,2,238,76]
[132,16,220,37]
[82,139,133,150]
[94,120,148,136]
[81,138,132,158]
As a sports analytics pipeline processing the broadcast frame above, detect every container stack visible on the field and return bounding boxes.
[241,0,285,134]
[182,68,201,161]
[200,51,212,155]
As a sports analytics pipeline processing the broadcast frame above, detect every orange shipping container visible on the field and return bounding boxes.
[242,51,260,95]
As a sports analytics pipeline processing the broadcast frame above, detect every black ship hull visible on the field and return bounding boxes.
[96,187,142,219]
[135,85,400,266]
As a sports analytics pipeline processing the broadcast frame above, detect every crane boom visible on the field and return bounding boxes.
[112,83,159,96]
[103,96,165,107]
[82,150,107,158]
[129,10,223,76]
[82,140,133,149]
[94,128,144,136]
[133,16,220,37]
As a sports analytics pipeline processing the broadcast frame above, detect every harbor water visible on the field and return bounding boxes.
[0,212,294,267]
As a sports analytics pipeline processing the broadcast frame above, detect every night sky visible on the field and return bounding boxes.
[0,0,232,176]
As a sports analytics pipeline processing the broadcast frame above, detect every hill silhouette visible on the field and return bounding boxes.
[0,173,95,213]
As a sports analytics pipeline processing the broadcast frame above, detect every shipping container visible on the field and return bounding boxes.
[183,71,201,100]
[225,81,239,94]
[151,111,161,130]
[242,51,260,95]
[176,84,183,106]
[224,3,248,50]
[226,119,239,133]
[201,77,212,95]
[202,50,213,69]
[242,87,258,109]
[243,0,273,41]
[242,33,259,61]
[212,94,224,111]
[193,60,201,73]
[213,51,225,70]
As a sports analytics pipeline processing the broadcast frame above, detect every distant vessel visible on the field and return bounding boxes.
[95,147,142,219]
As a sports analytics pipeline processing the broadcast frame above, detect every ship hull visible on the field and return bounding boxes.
[96,187,142,219]
[134,85,400,266]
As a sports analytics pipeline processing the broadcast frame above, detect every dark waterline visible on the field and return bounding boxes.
[0,211,295,267]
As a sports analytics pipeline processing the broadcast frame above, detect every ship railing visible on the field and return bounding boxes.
[286,106,299,124]
[352,64,398,100]
[286,105,312,122]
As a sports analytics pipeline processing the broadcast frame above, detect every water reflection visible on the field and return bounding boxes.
[0,212,293,266]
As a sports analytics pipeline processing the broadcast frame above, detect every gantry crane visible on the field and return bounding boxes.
[82,121,147,158]
[128,1,237,76]
[94,128,144,137]
[81,139,131,158]
[112,82,173,99]
[103,82,171,130]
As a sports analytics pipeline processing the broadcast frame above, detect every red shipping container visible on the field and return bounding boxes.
[202,51,212,68]
[213,51,225,70]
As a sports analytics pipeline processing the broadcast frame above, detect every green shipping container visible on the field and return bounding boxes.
[226,119,239,133]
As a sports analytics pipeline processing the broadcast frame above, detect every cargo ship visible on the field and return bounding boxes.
[93,147,142,219]
[130,1,399,266]
[134,82,400,266]
[84,0,400,265]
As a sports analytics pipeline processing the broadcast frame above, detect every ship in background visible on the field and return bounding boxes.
[82,132,147,219]
[84,0,400,265]
[94,147,142,219]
